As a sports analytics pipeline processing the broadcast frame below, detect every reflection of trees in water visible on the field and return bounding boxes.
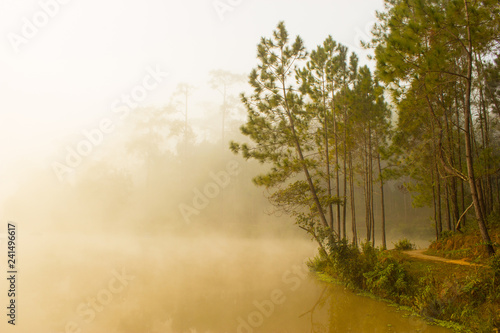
[301,284,431,333]
[300,284,361,333]
[299,285,329,333]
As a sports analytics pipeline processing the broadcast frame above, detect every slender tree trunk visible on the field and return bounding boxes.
[445,183,452,231]
[451,180,459,232]
[377,152,386,249]
[342,120,348,241]
[342,87,348,239]
[470,111,489,221]
[463,0,494,254]
[369,123,375,246]
[289,119,331,231]
[436,159,443,237]
[444,103,460,226]
[364,142,371,242]
[456,102,467,229]
[324,92,334,230]
[430,118,443,237]
[334,110,341,237]
[349,151,357,246]
[477,180,488,221]
[403,189,407,224]
[478,79,493,214]
[281,84,333,239]
[370,166,375,247]
[478,54,494,214]
[431,164,439,240]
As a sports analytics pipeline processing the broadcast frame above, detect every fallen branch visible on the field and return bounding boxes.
[456,202,474,231]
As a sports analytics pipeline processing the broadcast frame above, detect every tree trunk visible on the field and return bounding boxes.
[430,119,442,237]
[334,110,341,237]
[290,120,331,231]
[463,0,494,255]
[444,102,460,227]
[281,82,333,236]
[436,159,443,237]
[349,151,357,246]
[445,183,452,231]
[364,140,371,242]
[342,88,348,240]
[377,152,386,249]
[324,94,334,230]
[431,164,439,240]
[455,101,467,229]
[369,122,375,247]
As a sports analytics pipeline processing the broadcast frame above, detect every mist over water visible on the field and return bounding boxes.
[0,108,445,332]
[7,231,450,333]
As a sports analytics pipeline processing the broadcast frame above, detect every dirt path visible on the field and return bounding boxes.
[403,249,483,267]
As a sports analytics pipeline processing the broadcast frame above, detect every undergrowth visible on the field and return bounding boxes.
[393,238,416,251]
[429,213,500,261]
[309,238,500,332]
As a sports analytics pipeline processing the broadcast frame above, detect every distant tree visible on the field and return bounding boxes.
[171,83,195,157]
[209,70,245,142]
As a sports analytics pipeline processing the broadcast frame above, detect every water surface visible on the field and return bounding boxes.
[5,232,451,333]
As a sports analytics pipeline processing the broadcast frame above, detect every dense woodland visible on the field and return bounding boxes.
[231,0,500,254]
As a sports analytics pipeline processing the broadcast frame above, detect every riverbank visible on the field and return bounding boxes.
[309,238,500,332]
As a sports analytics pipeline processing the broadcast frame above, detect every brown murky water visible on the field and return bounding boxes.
[2,232,451,333]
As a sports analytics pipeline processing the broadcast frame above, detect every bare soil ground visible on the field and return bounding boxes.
[403,249,484,267]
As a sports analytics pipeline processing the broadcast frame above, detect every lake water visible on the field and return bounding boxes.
[4,232,452,333]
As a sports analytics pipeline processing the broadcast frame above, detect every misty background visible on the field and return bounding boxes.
[0,0,435,242]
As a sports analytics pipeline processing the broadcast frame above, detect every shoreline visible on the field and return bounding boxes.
[309,243,499,333]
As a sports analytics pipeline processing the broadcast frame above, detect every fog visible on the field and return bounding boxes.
[0,104,443,332]
[15,233,318,332]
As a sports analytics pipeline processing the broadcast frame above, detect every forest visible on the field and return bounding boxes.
[231,0,500,256]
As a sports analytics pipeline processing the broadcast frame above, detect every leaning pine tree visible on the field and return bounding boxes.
[230,22,339,249]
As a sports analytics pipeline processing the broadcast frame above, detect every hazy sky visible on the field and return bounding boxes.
[0,0,385,195]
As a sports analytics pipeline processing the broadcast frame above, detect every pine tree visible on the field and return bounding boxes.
[230,22,337,244]
[370,0,500,254]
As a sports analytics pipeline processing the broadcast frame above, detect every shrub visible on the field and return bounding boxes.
[331,240,367,289]
[307,251,328,272]
[364,254,413,301]
[440,230,454,239]
[393,238,416,251]
[490,254,500,280]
